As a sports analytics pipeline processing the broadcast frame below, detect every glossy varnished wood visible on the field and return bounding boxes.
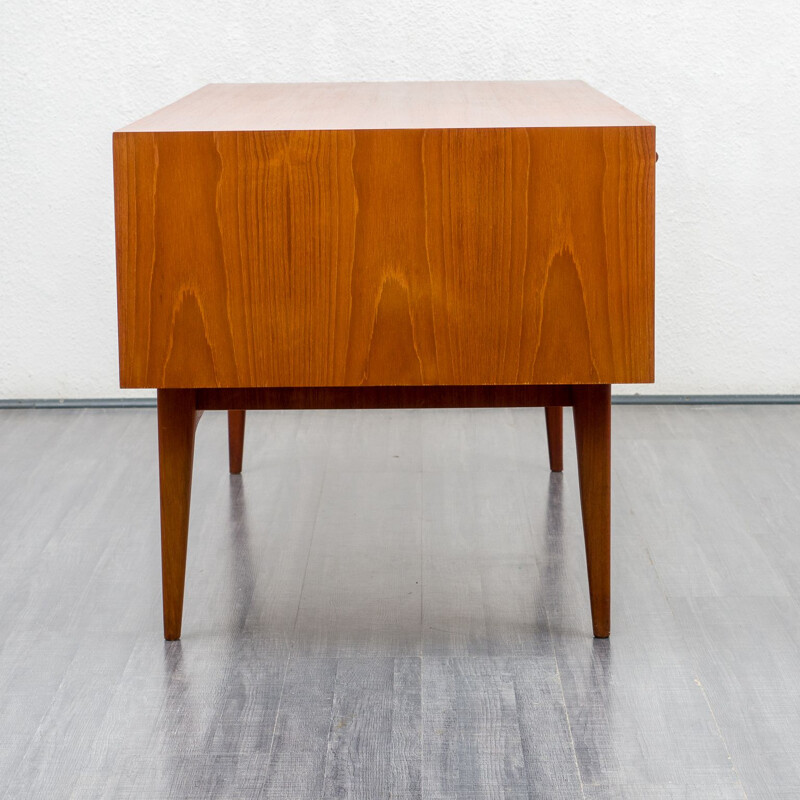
[113,82,655,389]
[227,409,245,474]
[115,81,655,643]
[157,389,200,640]
[572,384,612,637]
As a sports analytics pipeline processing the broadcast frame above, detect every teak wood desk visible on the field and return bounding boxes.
[113,81,655,640]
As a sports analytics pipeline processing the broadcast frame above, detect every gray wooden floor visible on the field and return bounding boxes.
[1,404,799,799]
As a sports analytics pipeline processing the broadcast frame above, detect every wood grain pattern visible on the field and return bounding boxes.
[114,84,655,390]
[262,658,337,799]
[573,384,612,638]
[423,658,528,797]
[157,389,200,640]
[321,658,421,799]
[113,82,655,645]
[545,406,563,472]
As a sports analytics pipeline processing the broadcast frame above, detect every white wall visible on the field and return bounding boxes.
[2,1,799,398]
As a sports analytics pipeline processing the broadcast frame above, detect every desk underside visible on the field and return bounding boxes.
[114,126,654,389]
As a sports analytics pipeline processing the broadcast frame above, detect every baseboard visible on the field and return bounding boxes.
[0,398,158,408]
[0,394,798,409]
[611,394,800,404]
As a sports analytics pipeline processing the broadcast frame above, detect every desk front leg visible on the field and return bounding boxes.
[157,389,201,640]
[573,384,611,638]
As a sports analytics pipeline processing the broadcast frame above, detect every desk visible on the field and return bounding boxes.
[113,81,655,639]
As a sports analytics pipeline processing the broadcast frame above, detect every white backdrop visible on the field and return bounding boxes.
[2,1,799,398]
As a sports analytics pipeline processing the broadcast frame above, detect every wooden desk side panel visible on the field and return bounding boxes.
[113,126,654,388]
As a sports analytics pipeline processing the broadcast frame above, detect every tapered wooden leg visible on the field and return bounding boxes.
[544,406,563,472]
[227,409,246,474]
[157,389,201,640]
[572,384,611,638]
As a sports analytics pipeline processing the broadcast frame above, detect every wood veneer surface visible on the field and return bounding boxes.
[114,82,655,389]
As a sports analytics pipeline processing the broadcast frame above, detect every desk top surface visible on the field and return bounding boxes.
[117,80,652,133]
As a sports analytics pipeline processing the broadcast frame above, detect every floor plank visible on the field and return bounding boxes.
[321,658,421,800]
[293,470,423,657]
[671,595,800,797]
[422,658,528,799]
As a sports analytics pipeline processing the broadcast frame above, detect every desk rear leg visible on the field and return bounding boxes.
[157,389,201,640]
[572,385,611,638]
[544,406,563,472]
[227,410,246,474]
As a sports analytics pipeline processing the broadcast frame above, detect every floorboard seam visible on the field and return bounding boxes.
[420,471,425,800]
[288,424,328,649]
[663,593,750,800]
[551,634,587,799]
[692,671,749,799]
[318,658,341,799]
[631,470,749,800]
[263,653,291,793]
[263,410,328,792]
[0,638,82,799]
[528,469,587,798]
